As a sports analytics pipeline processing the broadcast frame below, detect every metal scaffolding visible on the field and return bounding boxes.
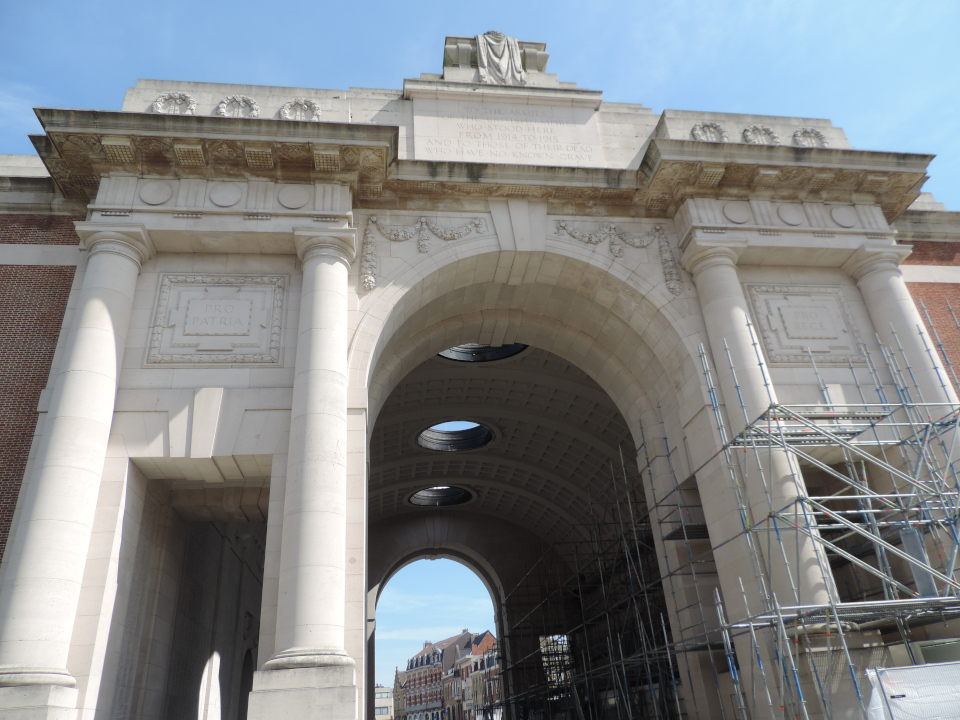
[493,302,960,720]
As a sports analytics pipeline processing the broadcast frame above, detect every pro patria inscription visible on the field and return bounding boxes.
[746,285,864,365]
[778,307,837,340]
[413,98,604,168]
[184,299,252,336]
[147,274,286,366]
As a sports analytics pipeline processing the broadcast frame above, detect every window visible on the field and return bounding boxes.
[375,709,390,715]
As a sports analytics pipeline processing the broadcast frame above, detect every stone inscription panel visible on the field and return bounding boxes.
[184,298,252,336]
[413,98,605,168]
[147,274,285,366]
[778,306,837,340]
[746,284,864,365]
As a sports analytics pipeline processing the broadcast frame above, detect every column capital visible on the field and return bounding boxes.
[840,242,912,283]
[293,227,357,267]
[680,238,748,278]
[73,222,154,266]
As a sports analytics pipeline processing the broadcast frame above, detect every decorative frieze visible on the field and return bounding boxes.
[147,274,286,366]
[746,284,864,365]
[554,221,683,295]
[361,216,484,290]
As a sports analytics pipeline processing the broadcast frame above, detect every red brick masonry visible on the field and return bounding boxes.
[0,215,82,246]
[0,265,74,557]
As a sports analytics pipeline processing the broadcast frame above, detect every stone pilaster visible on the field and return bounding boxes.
[844,243,958,404]
[249,225,358,720]
[0,224,151,719]
[682,239,834,608]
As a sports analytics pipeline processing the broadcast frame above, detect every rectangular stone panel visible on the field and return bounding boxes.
[746,284,864,365]
[147,274,286,366]
[413,98,604,168]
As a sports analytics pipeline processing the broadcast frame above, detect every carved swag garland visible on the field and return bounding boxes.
[554,221,683,295]
[361,217,684,295]
[361,216,484,290]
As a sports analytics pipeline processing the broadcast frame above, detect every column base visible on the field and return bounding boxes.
[0,684,78,720]
[248,664,357,720]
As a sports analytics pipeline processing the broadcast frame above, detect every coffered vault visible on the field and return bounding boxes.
[1,30,960,720]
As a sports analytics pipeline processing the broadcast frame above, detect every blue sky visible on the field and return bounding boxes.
[375,559,495,687]
[2,1,959,207]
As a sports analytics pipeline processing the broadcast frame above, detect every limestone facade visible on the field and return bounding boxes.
[0,32,958,720]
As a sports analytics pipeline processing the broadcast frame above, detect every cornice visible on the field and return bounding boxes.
[637,139,931,224]
[30,109,397,203]
[402,79,603,109]
[27,110,932,224]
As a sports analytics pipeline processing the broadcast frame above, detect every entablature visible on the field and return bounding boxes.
[31,108,397,203]
[87,176,353,254]
[28,110,932,228]
[640,139,930,223]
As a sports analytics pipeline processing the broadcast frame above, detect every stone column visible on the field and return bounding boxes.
[0,225,150,718]
[249,226,357,720]
[682,241,833,608]
[846,245,958,404]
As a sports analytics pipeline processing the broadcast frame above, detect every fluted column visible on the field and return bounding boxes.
[266,227,356,670]
[847,246,958,404]
[683,242,833,607]
[0,225,150,693]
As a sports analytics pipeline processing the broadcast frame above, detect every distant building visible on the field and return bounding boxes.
[394,669,408,720]
[404,630,501,720]
[471,639,501,720]
[375,684,395,720]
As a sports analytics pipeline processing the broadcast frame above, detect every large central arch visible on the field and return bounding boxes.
[356,248,724,716]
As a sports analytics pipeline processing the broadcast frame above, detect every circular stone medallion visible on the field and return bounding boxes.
[208,183,243,208]
[830,206,858,228]
[777,204,805,226]
[722,201,751,224]
[278,185,311,210]
[138,181,173,205]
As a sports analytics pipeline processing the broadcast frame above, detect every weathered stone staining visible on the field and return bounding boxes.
[0,30,958,720]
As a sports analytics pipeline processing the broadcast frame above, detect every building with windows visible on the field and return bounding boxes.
[1,28,960,720]
[393,669,407,720]
[374,684,394,720]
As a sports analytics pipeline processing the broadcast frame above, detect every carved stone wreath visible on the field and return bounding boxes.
[554,221,683,296]
[361,216,484,290]
[279,98,321,121]
[742,125,779,146]
[792,128,828,148]
[690,122,728,143]
[215,95,260,118]
[152,92,197,115]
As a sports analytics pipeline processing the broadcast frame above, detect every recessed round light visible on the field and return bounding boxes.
[438,343,527,362]
[408,486,474,507]
[417,422,494,452]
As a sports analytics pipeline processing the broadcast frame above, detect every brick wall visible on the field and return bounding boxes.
[908,282,960,381]
[903,241,960,389]
[0,214,81,246]
[0,214,79,557]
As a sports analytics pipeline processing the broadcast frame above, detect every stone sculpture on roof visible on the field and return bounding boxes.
[475,30,527,85]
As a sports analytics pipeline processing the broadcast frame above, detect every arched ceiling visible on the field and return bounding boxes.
[368,346,642,545]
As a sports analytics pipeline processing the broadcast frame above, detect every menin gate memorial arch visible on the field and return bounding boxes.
[0,30,958,720]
